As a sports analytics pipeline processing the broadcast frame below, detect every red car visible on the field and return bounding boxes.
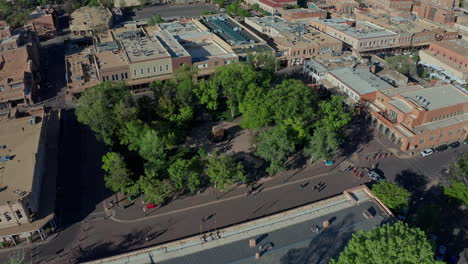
[146,203,156,209]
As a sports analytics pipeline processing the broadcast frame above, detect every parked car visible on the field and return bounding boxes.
[367,170,383,182]
[435,144,448,152]
[420,148,434,157]
[463,138,468,144]
[448,141,460,148]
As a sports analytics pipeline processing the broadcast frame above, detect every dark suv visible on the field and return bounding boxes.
[448,141,460,148]
[435,144,448,152]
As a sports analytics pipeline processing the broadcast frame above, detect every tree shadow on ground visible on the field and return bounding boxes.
[75,226,168,262]
[394,169,428,198]
[232,152,267,183]
[341,115,374,157]
[407,185,468,263]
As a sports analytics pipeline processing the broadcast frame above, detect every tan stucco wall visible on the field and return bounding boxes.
[129,57,173,80]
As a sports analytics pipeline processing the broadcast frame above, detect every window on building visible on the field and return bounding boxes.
[160,65,163,72]
[153,66,156,72]
[15,210,23,219]
[0,85,4,91]
[4,212,11,221]
[102,77,105,82]
[458,128,462,134]
[439,132,444,138]
[121,73,125,79]
[125,73,128,79]
[430,135,434,141]
[419,138,425,144]
[112,75,115,81]
[115,74,118,80]
[134,69,137,76]
[11,83,21,89]
[147,67,150,74]
[166,64,169,71]
[449,129,453,136]
[140,69,144,74]
[389,110,398,121]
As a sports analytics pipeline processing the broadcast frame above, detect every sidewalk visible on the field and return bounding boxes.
[372,133,414,159]
[106,159,343,222]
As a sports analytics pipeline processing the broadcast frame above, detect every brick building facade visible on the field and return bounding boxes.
[368,84,467,152]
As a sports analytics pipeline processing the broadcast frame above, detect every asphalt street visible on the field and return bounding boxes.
[130,3,219,20]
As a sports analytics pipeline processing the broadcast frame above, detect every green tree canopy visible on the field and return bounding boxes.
[76,81,135,145]
[194,78,221,111]
[168,157,202,193]
[239,84,271,129]
[138,129,166,174]
[443,154,468,205]
[102,152,134,193]
[372,180,411,210]
[330,221,439,264]
[147,14,163,26]
[304,126,340,161]
[256,126,296,175]
[205,153,246,192]
[211,63,258,118]
[315,95,352,133]
[138,176,173,205]
[266,79,317,125]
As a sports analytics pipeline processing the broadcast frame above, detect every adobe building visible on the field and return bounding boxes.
[419,39,468,84]
[245,16,342,66]
[70,6,113,35]
[65,48,101,95]
[24,7,57,40]
[0,110,58,244]
[279,8,328,21]
[363,0,414,12]
[368,84,467,152]
[159,21,239,77]
[417,2,457,24]
[0,47,41,112]
[354,8,459,48]
[308,18,400,53]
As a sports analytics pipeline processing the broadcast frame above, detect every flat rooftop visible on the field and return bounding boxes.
[95,50,129,70]
[328,67,394,95]
[66,49,100,91]
[356,9,446,34]
[0,47,29,88]
[0,115,43,205]
[201,15,260,46]
[84,186,394,264]
[183,41,229,61]
[153,30,190,58]
[434,40,468,57]
[159,21,202,37]
[70,6,111,29]
[415,113,468,133]
[119,33,170,62]
[247,16,309,35]
[401,84,468,111]
[315,18,397,39]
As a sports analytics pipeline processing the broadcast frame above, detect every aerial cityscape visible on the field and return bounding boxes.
[0,0,466,263]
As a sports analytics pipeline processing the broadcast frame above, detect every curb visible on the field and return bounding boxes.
[107,170,336,223]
